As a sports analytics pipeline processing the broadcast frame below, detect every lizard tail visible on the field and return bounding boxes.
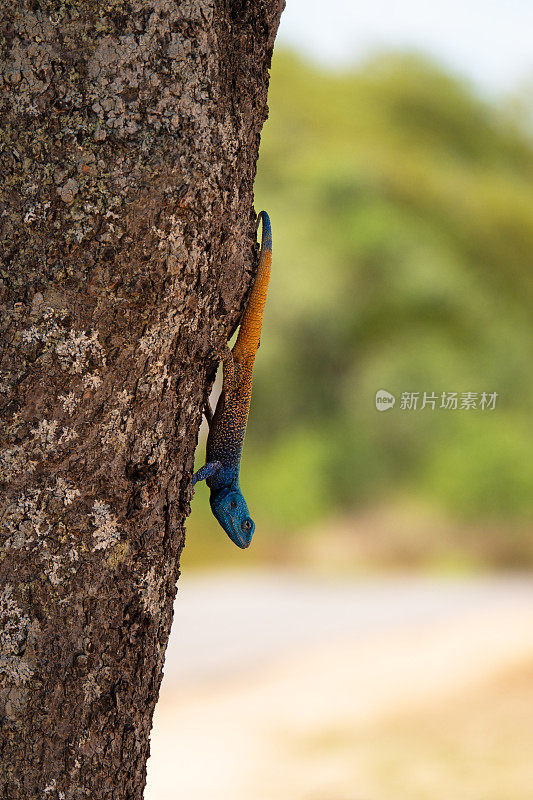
[256,210,272,256]
[232,212,272,363]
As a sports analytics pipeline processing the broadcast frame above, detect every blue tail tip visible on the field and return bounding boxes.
[257,210,272,249]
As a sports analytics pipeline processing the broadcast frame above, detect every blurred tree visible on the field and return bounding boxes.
[244,50,533,539]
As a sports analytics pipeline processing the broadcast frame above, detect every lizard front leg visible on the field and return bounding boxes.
[192,460,222,486]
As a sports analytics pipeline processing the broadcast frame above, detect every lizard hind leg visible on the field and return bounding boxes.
[211,342,236,393]
[203,400,214,427]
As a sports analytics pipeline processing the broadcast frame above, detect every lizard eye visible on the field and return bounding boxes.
[241,518,252,533]
[230,500,238,510]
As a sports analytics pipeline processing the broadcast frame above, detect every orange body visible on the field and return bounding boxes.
[206,212,272,473]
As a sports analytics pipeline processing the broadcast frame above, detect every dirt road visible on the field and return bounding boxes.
[145,572,533,800]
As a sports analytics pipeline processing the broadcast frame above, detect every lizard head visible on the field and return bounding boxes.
[210,487,255,548]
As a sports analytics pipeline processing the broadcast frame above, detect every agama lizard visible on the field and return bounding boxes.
[192,211,272,548]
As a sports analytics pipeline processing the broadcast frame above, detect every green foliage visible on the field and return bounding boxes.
[250,50,533,528]
[187,50,533,562]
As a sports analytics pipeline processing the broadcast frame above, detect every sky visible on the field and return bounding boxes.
[277,0,533,96]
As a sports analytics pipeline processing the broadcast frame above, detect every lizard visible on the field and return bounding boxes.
[192,210,272,548]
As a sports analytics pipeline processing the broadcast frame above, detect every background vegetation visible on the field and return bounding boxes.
[186,50,533,569]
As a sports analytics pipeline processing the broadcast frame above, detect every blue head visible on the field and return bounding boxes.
[210,486,255,548]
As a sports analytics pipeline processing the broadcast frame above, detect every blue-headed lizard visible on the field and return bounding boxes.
[192,211,272,548]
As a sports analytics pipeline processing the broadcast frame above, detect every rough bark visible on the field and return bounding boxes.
[0,1,283,797]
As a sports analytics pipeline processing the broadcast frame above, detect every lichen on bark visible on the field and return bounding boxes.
[0,1,284,796]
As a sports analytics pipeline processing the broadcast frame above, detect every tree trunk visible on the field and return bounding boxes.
[0,1,283,797]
